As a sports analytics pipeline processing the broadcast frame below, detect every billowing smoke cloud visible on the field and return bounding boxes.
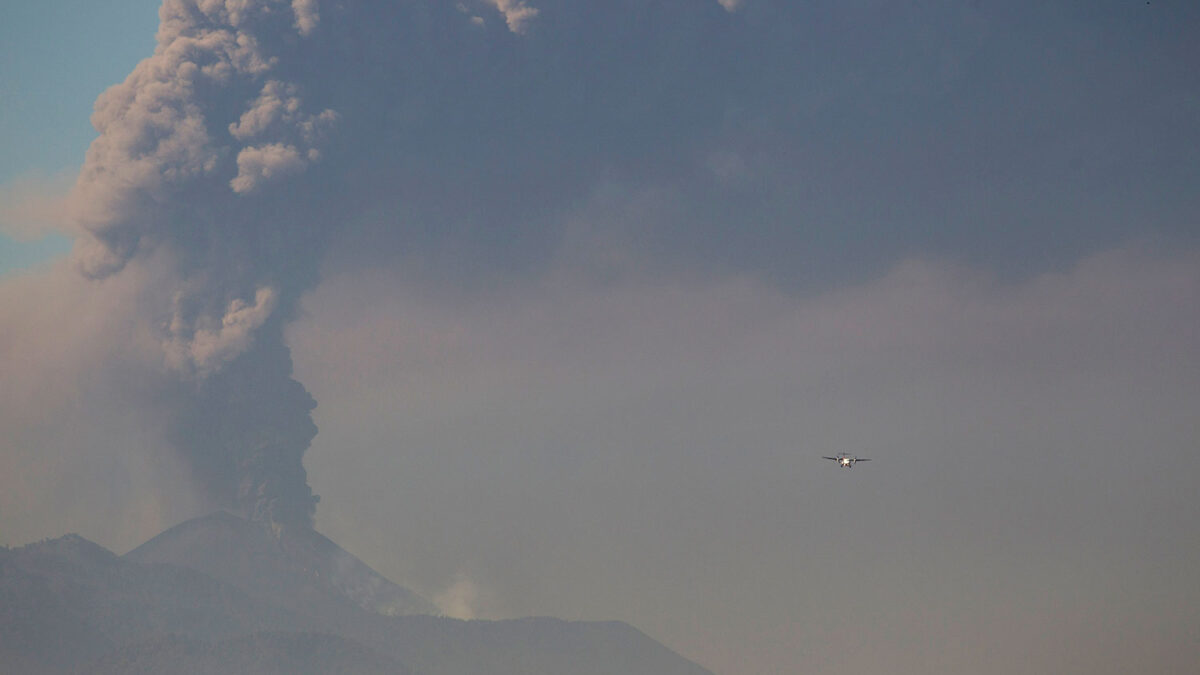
[70,0,334,280]
[12,0,1197,551]
[63,0,341,527]
[485,0,539,34]
[164,285,276,377]
[291,0,320,36]
[50,0,759,530]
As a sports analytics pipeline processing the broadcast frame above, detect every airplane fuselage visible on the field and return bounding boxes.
[824,453,870,467]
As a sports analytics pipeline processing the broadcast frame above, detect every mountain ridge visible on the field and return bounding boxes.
[1,516,716,675]
[124,510,438,619]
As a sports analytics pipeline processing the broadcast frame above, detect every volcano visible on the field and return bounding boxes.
[1,515,715,675]
[124,511,437,619]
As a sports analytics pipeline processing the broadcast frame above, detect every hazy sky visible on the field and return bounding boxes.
[2,2,1198,674]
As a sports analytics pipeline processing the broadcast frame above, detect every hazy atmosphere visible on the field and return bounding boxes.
[2,1,1198,674]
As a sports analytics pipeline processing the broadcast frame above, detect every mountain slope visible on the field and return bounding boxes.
[372,615,716,675]
[82,632,409,675]
[3,519,716,675]
[0,535,312,674]
[124,511,437,619]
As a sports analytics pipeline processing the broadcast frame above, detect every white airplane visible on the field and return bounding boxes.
[823,453,870,468]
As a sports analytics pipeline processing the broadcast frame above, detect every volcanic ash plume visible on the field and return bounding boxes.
[58,0,748,530]
[67,0,337,528]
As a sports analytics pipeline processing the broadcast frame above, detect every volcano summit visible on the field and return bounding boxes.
[0,512,714,675]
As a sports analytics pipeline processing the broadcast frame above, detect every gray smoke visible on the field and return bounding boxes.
[76,0,1148,530]
[65,0,749,528]
[67,0,341,527]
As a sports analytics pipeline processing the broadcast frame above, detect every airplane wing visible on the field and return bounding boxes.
[856,458,871,461]
[822,457,838,461]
